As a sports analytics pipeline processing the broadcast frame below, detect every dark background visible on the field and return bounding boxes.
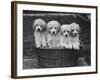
[23,10,91,69]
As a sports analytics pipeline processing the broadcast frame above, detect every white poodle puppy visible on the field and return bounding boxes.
[46,20,61,48]
[33,18,47,48]
[70,22,81,50]
[60,24,72,49]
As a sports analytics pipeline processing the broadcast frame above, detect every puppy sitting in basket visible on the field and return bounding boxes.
[46,20,61,48]
[70,22,81,50]
[33,18,47,48]
[60,24,72,49]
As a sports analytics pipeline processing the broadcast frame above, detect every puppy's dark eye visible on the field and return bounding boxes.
[55,28,56,29]
[36,24,38,26]
[67,31,69,33]
[50,27,52,29]
[76,29,79,32]
[64,31,66,32]
[41,25,43,27]
[71,29,74,32]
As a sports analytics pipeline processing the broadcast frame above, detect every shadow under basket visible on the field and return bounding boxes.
[34,48,80,68]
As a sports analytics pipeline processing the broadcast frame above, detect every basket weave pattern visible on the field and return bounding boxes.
[35,48,80,68]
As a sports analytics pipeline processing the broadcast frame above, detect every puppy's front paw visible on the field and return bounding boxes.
[42,44,47,48]
[68,44,72,49]
[65,45,69,49]
[36,46,41,48]
[36,44,43,48]
[74,47,80,50]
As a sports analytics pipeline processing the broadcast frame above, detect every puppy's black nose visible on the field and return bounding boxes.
[74,33,77,36]
[53,32,55,34]
[38,28,40,31]
[65,34,68,37]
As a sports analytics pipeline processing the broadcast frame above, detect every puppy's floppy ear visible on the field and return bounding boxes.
[43,24,47,32]
[58,25,61,33]
[46,25,50,32]
[77,24,81,32]
[32,19,36,31]
[57,22,61,33]
[60,31,63,35]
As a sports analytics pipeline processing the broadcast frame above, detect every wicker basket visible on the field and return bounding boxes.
[34,48,80,68]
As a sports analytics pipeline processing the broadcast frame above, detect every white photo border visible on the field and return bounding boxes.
[12,1,97,78]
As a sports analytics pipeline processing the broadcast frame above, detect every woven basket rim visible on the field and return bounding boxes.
[34,47,81,51]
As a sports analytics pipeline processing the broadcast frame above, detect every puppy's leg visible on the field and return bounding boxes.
[35,40,41,48]
[64,44,69,49]
[56,40,61,48]
[75,42,80,50]
[47,39,52,48]
[42,37,47,47]
[42,41,46,47]
[60,41,65,48]
[35,37,41,48]
[61,43,69,49]
[73,42,80,50]
[48,41,52,48]
[60,39,67,48]
[68,42,72,49]
[72,42,76,50]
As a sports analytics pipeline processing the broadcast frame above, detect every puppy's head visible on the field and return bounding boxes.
[70,22,80,37]
[47,20,60,35]
[33,18,46,32]
[61,24,71,38]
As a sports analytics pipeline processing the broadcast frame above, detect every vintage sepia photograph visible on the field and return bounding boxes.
[11,1,97,78]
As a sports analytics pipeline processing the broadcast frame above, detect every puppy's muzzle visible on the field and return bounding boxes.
[37,28,41,31]
[65,34,68,37]
[52,31,56,34]
[73,33,78,37]
[50,30,57,34]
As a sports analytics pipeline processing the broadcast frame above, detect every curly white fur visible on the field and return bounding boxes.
[33,18,47,48]
[70,22,81,50]
[60,24,72,49]
[46,20,61,48]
